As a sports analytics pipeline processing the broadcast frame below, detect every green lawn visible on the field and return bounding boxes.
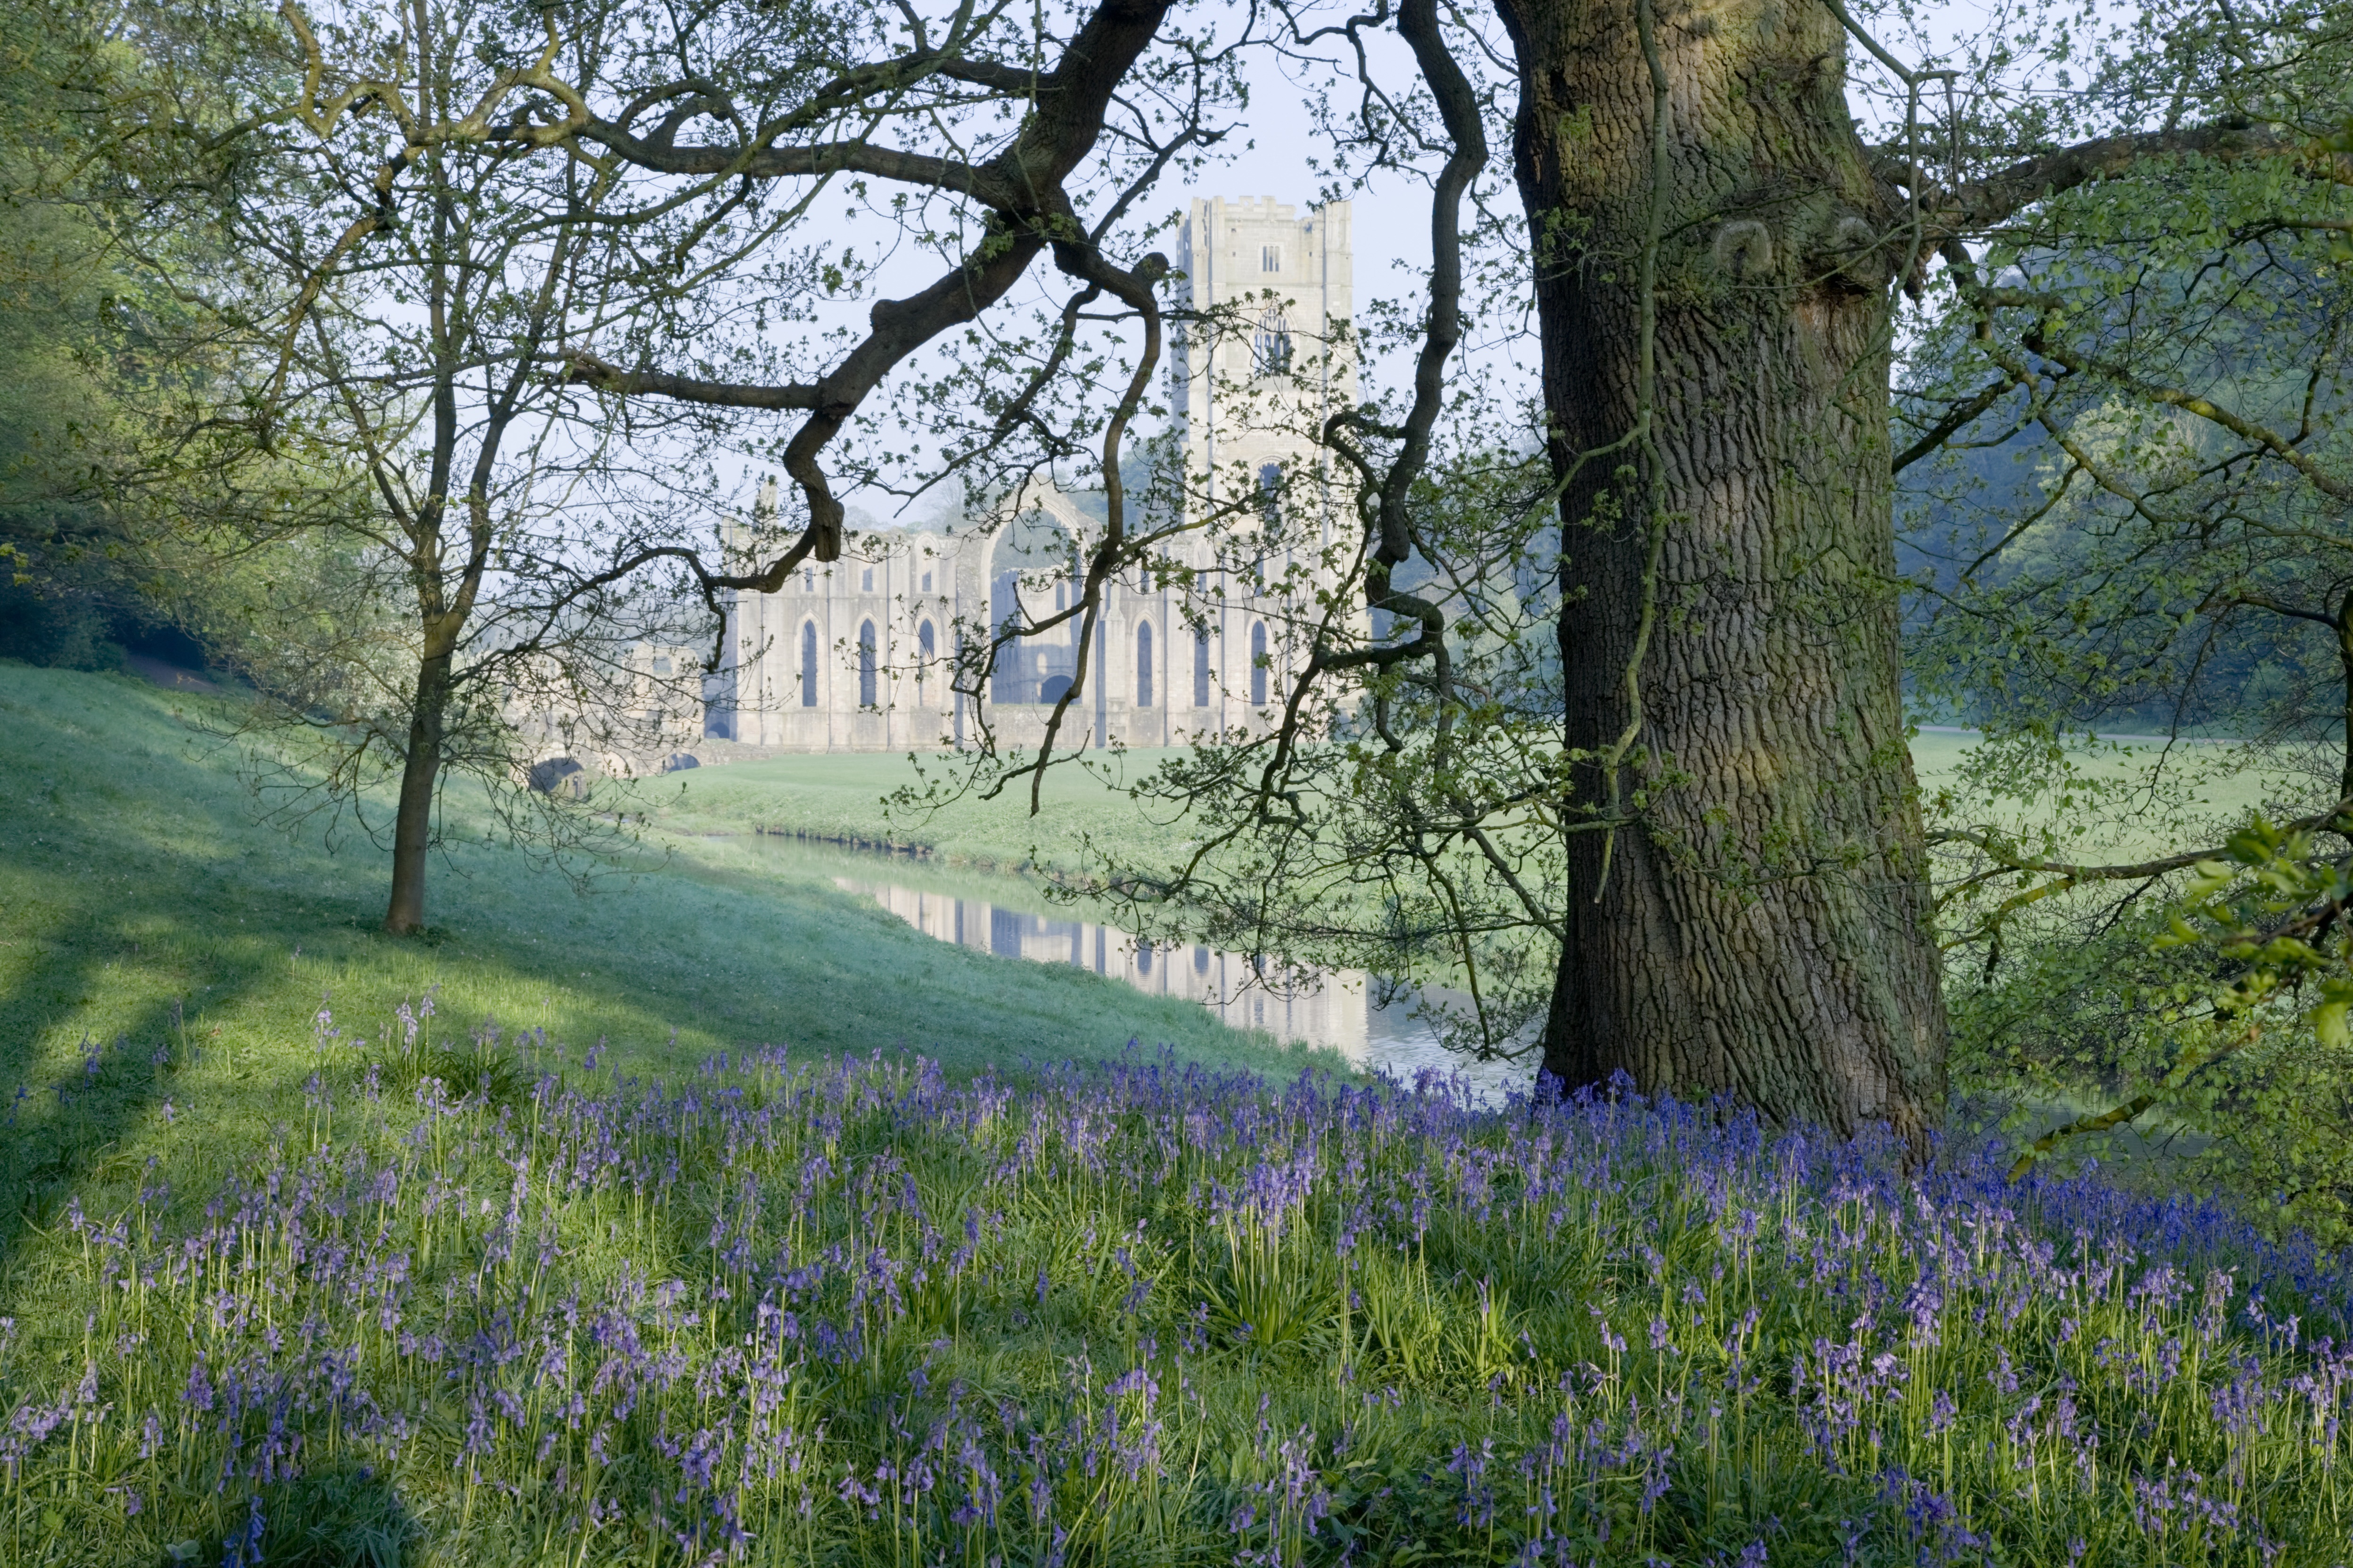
[8,669,2346,1567]
[1908,727,2292,862]
[647,745,1198,872]
[653,728,2291,874]
[0,663,1336,1251]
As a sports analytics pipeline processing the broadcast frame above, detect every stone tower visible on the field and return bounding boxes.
[1171,196,1356,521]
[705,195,1356,754]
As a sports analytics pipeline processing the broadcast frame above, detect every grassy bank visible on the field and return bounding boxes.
[7,669,2351,1566]
[0,663,1337,1251]
[3,1046,2348,1565]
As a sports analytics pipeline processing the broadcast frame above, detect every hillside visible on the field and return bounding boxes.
[0,662,1337,1246]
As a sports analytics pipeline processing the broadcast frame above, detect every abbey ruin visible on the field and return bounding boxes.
[702,195,1356,755]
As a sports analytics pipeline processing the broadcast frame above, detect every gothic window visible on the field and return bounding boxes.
[1136,621,1153,707]
[858,620,878,708]
[1253,308,1291,376]
[799,621,818,707]
[1193,944,1210,974]
[1257,462,1283,527]
[861,566,874,592]
[1193,628,1211,708]
[917,621,936,704]
[1137,939,1153,976]
[1250,621,1268,707]
[921,570,932,593]
[1261,244,1281,272]
[802,568,814,591]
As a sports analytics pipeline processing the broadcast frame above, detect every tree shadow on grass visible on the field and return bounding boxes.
[0,870,279,1265]
[0,670,448,1275]
[176,1462,420,1568]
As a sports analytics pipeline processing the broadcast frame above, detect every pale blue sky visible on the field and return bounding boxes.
[751,0,2024,527]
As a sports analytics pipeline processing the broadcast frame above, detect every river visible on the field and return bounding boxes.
[739,833,1534,1097]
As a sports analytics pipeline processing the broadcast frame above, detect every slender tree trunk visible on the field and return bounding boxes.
[382,648,451,934]
[2335,594,2353,818]
[1500,0,1946,1141]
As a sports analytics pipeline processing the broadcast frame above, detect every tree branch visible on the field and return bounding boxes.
[1902,121,2308,240]
[562,352,821,409]
[584,0,1180,570]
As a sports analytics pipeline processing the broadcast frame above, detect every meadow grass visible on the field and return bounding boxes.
[0,663,1340,1258]
[2,1039,2348,1565]
[10,666,2347,1566]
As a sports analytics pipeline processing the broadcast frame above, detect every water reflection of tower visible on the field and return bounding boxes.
[843,876,1371,1060]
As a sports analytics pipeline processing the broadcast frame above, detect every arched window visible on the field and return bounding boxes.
[860,566,874,592]
[1193,628,1211,708]
[1193,944,1210,974]
[1136,621,1153,707]
[1136,939,1152,976]
[1249,621,1268,707]
[799,621,818,707]
[858,620,878,708]
[1253,308,1292,376]
[916,621,936,705]
[1257,462,1283,527]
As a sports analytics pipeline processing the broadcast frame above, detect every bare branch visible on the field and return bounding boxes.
[563,352,822,410]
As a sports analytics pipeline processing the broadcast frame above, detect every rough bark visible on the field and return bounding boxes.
[1500,0,1946,1141]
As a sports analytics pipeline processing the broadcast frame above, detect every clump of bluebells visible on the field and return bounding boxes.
[2,1010,2352,1566]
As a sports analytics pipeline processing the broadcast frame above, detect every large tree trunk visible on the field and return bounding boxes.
[382,650,451,935]
[1500,0,1947,1141]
